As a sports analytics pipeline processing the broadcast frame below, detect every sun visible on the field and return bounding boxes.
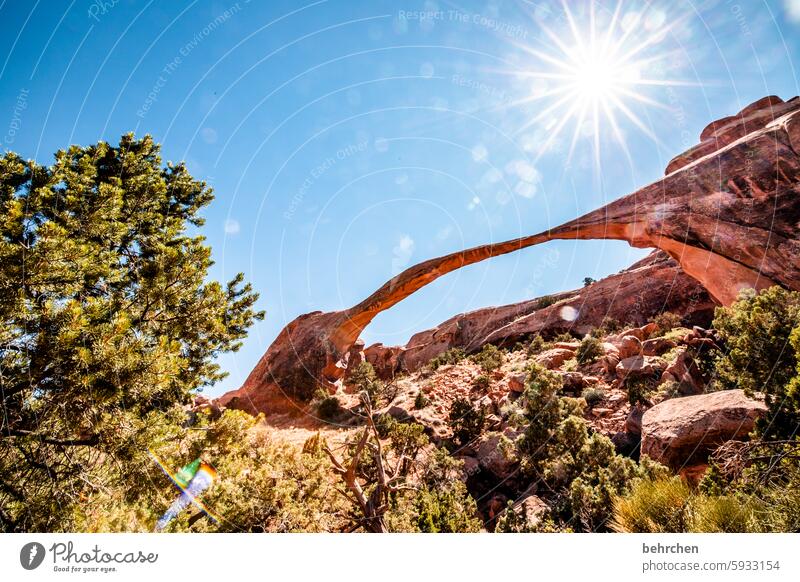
[569,51,639,104]
[505,1,695,170]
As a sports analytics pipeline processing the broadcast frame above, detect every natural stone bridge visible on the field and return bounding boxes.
[220,95,800,414]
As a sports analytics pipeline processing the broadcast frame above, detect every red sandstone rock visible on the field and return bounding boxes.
[640,389,767,469]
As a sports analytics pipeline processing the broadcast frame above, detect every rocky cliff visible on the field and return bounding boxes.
[220,95,800,415]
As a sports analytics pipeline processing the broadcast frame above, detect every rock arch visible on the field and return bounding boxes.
[220,95,800,414]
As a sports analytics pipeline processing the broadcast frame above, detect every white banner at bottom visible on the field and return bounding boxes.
[1,533,797,581]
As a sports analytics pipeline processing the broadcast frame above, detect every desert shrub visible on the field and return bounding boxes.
[611,476,762,533]
[652,311,683,337]
[414,390,430,409]
[582,387,605,407]
[473,374,491,390]
[411,484,481,533]
[626,374,660,406]
[657,379,681,401]
[663,327,692,342]
[387,421,428,471]
[703,445,800,532]
[536,295,557,309]
[590,316,622,337]
[562,357,578,372]
[515,363,664,531]
[429,348,467,371]
[316,395,342,421]
[752,463,800,532]
[583,277,596,287]
[448,397,487,446]
[610,477,693,532]
[348,361,385,404]
[526,333,549,356]
[73,410,346,532]
[690,495,762,533]
[576,335,605,365]
[374,413,398,438]
[516,364,565,471]
[713,287,800,439]
[386,449,481,533]
[471,344,504,372]
[554,331,575,342]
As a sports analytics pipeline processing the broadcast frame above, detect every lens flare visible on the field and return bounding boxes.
[149,450,221,531]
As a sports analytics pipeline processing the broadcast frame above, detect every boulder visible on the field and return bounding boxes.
[558,371,597,394]
[641,389,768,469]
[508,373,527,393]
[477,430,518,480]
[503,494,550,531]
[616,355,667,381]
[617,335,644,359]
[625,403,645,435]
[642,337,677,356]
[535,347,576,370]
[661,347,705,395]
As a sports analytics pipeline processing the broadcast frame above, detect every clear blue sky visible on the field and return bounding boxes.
[2,0,798,396]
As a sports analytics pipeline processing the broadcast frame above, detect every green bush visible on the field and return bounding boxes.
[473,374,491,390]
[536,295,557,309]
[691,495,761,533]
[385,449,481,533]
[591,316,622,337]
[626,374,659,406]
[582,387,605,407]
[316,395,342,420]
[471,344,504,372]
[429,348,467,371]
[713,287,800,439]
[652,311,683,337]
[515,363,665,531]
[414,390,430,409]
[752,463,800,532]
[348,361,385,404]
[526,334,549,356]
[576,335,605,365]
[448,397,487,446]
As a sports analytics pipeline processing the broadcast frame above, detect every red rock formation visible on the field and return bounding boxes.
[220,96,800,414]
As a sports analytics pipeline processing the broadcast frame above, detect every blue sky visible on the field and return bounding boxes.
[1,0,798,397]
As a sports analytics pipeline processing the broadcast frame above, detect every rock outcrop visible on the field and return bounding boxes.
[220,95,800,414]
[640,389,768,469]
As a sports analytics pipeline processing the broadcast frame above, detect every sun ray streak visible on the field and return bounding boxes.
[532,97,584,163]
[512,1,688,171]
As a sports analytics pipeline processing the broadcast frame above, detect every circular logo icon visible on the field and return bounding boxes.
[20,542,46,570]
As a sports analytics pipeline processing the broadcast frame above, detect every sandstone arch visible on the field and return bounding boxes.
[220,95,800,414]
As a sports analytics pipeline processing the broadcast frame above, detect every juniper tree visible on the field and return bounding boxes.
[0,135,263,531]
